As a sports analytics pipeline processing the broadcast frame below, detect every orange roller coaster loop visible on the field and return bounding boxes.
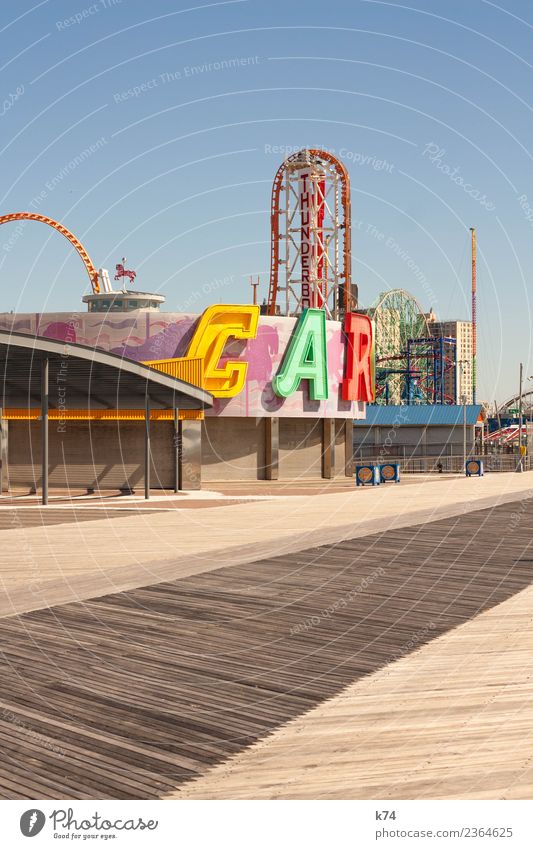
[0,212,100,293]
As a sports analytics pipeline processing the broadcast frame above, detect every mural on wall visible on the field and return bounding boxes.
[0,310,364,419]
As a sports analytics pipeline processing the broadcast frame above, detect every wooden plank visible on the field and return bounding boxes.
[0,498,532,798]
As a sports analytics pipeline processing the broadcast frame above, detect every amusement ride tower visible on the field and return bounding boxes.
[266,149,355,320]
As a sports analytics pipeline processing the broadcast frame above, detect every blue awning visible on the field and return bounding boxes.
[354,404,482,427]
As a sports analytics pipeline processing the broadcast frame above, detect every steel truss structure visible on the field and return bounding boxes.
[267,149,353,319]
[405,337,457,405]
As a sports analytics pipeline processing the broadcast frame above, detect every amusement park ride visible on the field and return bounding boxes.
[0,212,137,296]
[368,289,457,405]
[0,211,102,291]
[264,149,476,406]
[368,227,476,406]
[266,149,355,320]
[0,148,478,408]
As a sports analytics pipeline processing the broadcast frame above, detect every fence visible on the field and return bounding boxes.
[354,453,529,474]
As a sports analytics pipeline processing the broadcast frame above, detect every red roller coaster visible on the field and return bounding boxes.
[267,149,354,319]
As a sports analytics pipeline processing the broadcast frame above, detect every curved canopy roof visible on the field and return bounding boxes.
[0,331,212,411]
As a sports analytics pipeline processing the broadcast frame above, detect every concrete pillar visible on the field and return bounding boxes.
[344,420,354,477]
[322,418,335,479]
[178,419,202,490]
[173,409,180,493]
[265,417,279,480]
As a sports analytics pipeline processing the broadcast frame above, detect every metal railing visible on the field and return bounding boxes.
[352,453,529,474]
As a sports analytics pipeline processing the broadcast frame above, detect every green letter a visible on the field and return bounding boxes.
[273,309,328,400]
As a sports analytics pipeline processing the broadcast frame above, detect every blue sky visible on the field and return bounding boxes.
[1,0,533,402]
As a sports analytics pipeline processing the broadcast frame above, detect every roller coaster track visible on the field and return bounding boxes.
[0,212,100,293]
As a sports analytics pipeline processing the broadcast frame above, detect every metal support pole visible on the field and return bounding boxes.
[439,337,445,404]
[406,341,411,404]
[144,391,150,499]
[433,340,438,404]
[41,356,49,505]
[463,396,467,473]
[174,408,180,493]
[471,227,477,405]
[453,340,457,403]
[518,362,524,472]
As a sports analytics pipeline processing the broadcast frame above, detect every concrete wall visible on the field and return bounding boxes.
[202,417,349,481]
[202,417,266,481]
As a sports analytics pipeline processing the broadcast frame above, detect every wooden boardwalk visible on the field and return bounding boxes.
[0,497,532,798]
[1,472,531,620]
[178,579,533,800]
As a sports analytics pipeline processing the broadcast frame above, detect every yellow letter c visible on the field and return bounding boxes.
[186,304,259,397]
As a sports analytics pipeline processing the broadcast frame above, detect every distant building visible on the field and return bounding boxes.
[430,320,473,403]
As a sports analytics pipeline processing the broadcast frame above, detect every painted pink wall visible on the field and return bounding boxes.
[0,310,364,419]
